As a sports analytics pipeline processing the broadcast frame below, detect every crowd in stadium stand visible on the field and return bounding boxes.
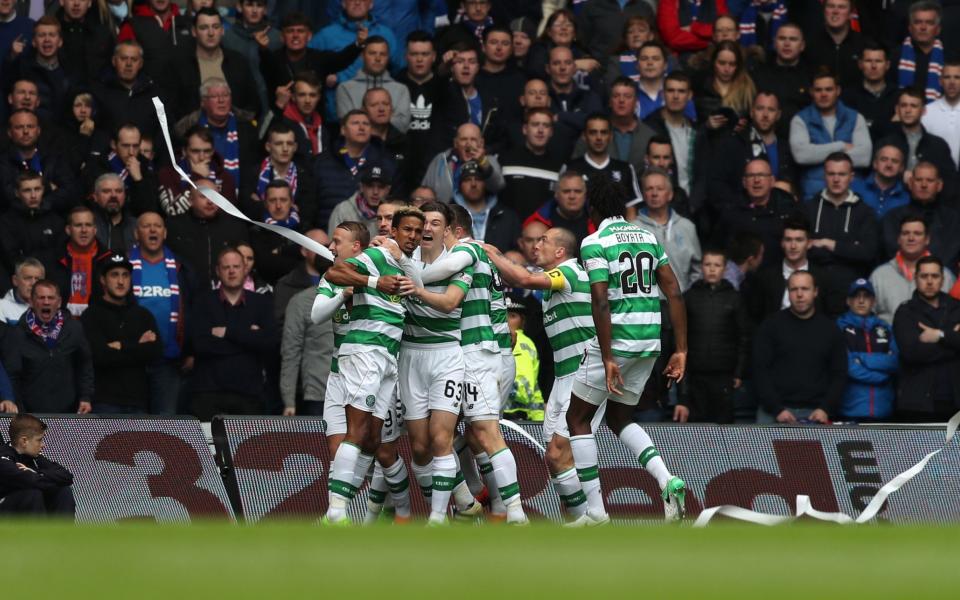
[0,0,958,425]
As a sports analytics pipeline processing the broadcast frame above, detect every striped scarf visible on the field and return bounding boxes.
[26,308,64,349]
[256,158,299,200]
[738,0,787,48]
[198,111,240,182]
[107,151,130,187]
[129,245,180,328]
[898,36,944,103]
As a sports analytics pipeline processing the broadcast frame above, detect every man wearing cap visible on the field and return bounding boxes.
[502,295,544,422]
[836,278,898,421]
[327,162,393,240]
[452,160,520,253]
[80,253,162,414]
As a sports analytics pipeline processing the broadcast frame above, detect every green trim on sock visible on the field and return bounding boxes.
[419,485,433,498]
[328,479,358,499]
[498,482,520,500]
[490,447,509,459]
[478,462,494,474]
[388,478,410,494]
[454,470,465,485]
[576,466,600,482]
[562,490,587,507]
[638,446,660,468]
[432,475,458,491]
[368,489,387,504]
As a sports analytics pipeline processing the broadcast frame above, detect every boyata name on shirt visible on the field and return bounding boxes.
[614,232,645,244]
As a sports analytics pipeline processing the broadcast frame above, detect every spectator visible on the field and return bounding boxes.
[893,255,960,422]
[437,0,499,54]
[309,0,402,120]
[452,159,519,252]
[421,121,504,204]
[234,241,273,295]
[851,144,911,219]
[0,414,75,517]
[545,45,602,159]
[167,179,249,291]
[502,295,544,421]
[525,9,601,88]
[5,79,67,150]
[841,41,898,143]
[166,8,260,119]
[363,87,412,196]
[430,41,507,157]
[871,215,956,325]
[477,26,526,122]
[922,60,960,171]
[678,248,749,423]
[692,40,756,131]
[790,70,871,200]
[189,247,277,420]
[257,11,362,115]
[713,158,798,267]
[880,88,957,201]
[565,112,641,212]
[130,211,190,416]
[90,41,166,139]
[516,219,548,266]
[62,91,109,165]
[722,231,764,290]
[634,167,702,291]
[882,162,960,267]
[54,0,113,86]
[254,121,317,227]
[802,152,879,317]
[633,42,694,122]
[89,173,136,253]
[750,22,812,131]
[173,78,261,203]
[892,1,946,103]
[80,124,160,216]
[524,169,594,246]
[327,162,392,239]
[499,107,563,221]
[658,0,728,55]
[600,15,658,88]
[3,279,93,413]
[250,181,304,285]
[3,16,74,125]
[273,71,326,163]
[579,2,655,70]
[0,257,43,325]
[280,282,334,416]
[753,270,847,423]
[397,31,442,184]
[273,228,330,326]
[80,252,161,414]
[117,0,193,83]
[635,134,693,220]
[158,126,238,217]
[0,4,33,96]
[0,170,64,273]
[312,109,397,230]
[837,278,898,421]
[221,0,281,121]
[335,35,411,132]
[51,206,110,317]
[804,0,864,86]
[644,72,698,197]
[587,77,658,169]
[408,186,435,208]
[0,109,79,214]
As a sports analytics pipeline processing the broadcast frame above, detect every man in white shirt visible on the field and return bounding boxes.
[921,60,960,169]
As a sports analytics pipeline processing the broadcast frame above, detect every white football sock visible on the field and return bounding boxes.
[552,467,588,518]
[570,434,605,517]
[619,423,671,489]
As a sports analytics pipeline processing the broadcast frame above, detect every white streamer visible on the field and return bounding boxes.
[499,418,546,454]
[152,97,334,262]
[694,411,960,527]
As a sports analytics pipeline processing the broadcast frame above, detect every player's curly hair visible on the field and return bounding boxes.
[587,173,628,221]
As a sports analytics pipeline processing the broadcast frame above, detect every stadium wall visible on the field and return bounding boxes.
[2,416,957,523]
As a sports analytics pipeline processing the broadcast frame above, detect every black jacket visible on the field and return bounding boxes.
[80,296,162,409]
[706,129,797,214]
[742,262,827,323]
[0,197,65,275]
[1,50,77,125]
[79,151,160,215]
[893,291,960,416]
[56,7,114,85]
[90,72,168,140]
[842,82,899,143]
[124,11,193,84]
[0,146,81,215]
[804,27,865,87]
[881,199,960,267]
[189,290,278,396]
[498,144,564,221]
[682,279,750,377]
[2,312,94,413]
[713,188,802,267]
[166,211,250,292]
[167,46,261,119]
[0,442,73,499]
[752,309,848,416]
[474,200,521,253]
[249,226,302,286]
[548,86,603,160]
[273,262,320,326]
[310,139,398,231]
[258,44,362,110]
[429,78,508,158]
[880,127,958,203]
[750,59,812,133]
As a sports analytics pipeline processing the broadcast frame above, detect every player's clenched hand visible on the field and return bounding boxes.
[376,275,402,294]
[371,235,402,259]
[604,359,624,395]
[663,351,686,384]
[396,276,417,296]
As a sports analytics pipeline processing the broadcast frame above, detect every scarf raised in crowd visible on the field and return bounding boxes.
[738,0,787,48]
[26,308,64,349]
[256,158,299,200]
[198,111,240,182]
[107,151,130,187]
[282,102,322,155]
[898,36,945,103]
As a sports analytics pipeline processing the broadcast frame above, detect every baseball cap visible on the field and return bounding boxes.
[460,160,482,181]
[847,278,875,297]
[99,251,133,276]
[360,163,391,184]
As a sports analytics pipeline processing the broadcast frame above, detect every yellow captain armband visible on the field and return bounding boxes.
[545,268,566,291]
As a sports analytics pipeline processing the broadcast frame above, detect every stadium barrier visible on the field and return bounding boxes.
[4,416,958,523]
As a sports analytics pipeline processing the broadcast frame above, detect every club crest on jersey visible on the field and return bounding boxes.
[365,395,376,407]
[387,294,402,303]
[611,170,622,182]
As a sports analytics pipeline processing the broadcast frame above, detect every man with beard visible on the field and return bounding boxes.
[90,174,136,253]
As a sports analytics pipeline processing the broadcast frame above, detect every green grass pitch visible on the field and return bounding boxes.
[1,520,953,598]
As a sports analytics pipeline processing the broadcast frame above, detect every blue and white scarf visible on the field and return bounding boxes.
[898,36,945,103]
[738,0,787,49]
[198,111,240,182]
[107,151,130,187]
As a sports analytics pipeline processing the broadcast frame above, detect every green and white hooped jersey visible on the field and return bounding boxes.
[580,217,667,358]
[451,240,501,354]
[491,283,511,352]
[316,277,350,373]
[541,258,596,377]
[339,246,407,357]
[402,247,473,348]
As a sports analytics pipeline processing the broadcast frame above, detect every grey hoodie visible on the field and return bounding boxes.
[633,209,702,293]
[336,69,412,133]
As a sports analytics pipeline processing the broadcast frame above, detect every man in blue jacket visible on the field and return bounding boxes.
[837,278,898,421]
